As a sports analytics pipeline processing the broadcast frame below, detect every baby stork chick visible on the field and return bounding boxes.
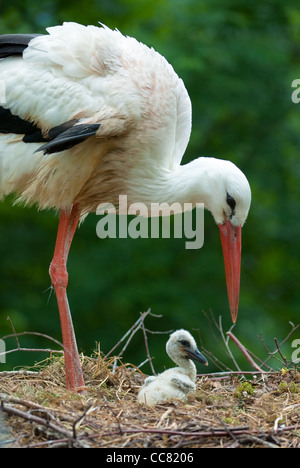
[138,329,208,405]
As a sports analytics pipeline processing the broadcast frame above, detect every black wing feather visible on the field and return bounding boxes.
[0,107,45,141]
[0,107,100,153]
[0,34,42,58]
[0,33,100,154]
[36,124,101,154]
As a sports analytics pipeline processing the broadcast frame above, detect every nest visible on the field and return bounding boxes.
[1,311,299,448]
[0,352,300,448]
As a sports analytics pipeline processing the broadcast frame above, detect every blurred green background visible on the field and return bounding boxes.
[0,0,299,375]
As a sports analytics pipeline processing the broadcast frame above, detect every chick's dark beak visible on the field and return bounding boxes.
[186,348,208,366]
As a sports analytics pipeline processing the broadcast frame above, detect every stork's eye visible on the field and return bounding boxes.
[179,340,190,347]
[226,193,236,211]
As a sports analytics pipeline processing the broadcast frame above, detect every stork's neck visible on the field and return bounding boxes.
[167,345,198,382]
[128,157,218,210]
[172,356,197,382]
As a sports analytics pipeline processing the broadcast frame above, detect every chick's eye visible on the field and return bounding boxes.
[179,340,190,347]
[226,193,236,210]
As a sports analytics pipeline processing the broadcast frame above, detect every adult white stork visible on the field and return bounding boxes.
[0,22,251,392]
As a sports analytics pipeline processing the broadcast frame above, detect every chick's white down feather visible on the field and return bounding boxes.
[138,329,207,406]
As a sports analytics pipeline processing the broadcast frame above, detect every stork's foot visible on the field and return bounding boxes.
[76,386,89,394]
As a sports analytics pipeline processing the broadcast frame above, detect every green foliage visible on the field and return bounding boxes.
[0,0,299,373]
[235,381,255,398]
[277,381,300,394]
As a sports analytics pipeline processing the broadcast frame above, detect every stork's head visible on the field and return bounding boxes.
[197,158,251,323]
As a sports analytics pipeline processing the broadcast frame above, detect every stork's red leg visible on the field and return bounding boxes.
[49,204,85,391]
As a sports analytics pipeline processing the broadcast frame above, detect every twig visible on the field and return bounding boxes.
[0,346,63,359]
[95,425,254,441]
[198,370,278,378]
[1,400,72,439]
[246,346,274,371]
[226,332,265,373]
[274,337,288,366]
[104,308,152,358]
[238,435,280,448]
[0,393,91,448]
[136,357,152,368]
[0,327,64,360]
[140,313,156,375]
[200,347,231,372]
[259,322,300,368]
[91,422,300,447]
[118,313,148,357]
[200,346,232,373]
[216,415,238,443]
[72,404,94,439]
[0,371,39,377]
[1,331,64,350]
[218,316,242,372]
[6,317,20,348]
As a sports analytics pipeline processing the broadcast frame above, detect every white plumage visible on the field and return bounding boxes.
[0,22,192,213]
[138,329,208,406]
[0,22,251,391]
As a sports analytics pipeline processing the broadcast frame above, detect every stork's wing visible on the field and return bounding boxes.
[0,30,128,157]
[0,21,190,173]
[170,375,196,392]
[0,25,137,152]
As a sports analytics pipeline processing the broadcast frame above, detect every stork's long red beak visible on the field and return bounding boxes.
[218,220,242,323]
